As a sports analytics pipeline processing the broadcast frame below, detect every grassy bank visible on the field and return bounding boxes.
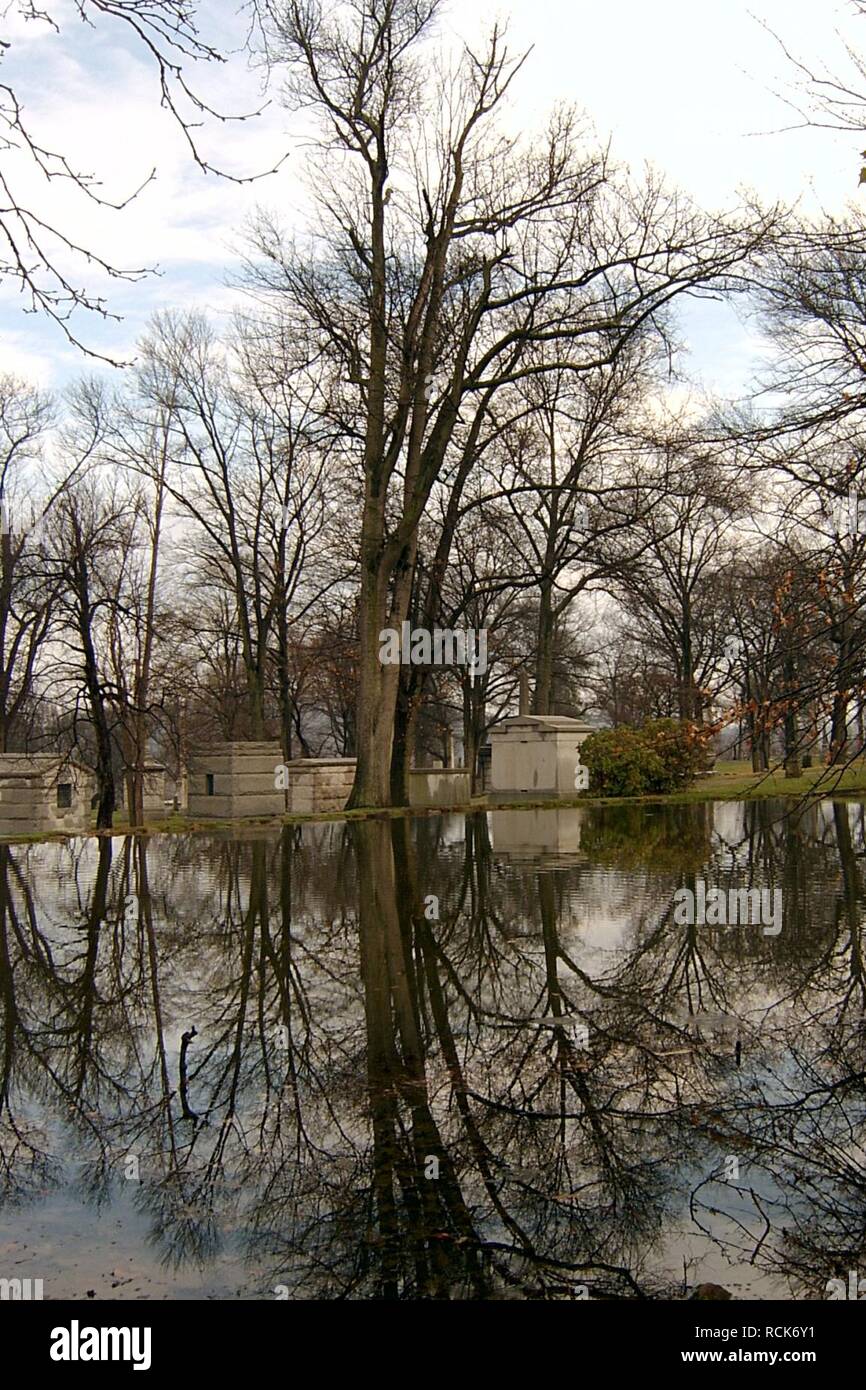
[684,757,866,803]
[5,758,866,846]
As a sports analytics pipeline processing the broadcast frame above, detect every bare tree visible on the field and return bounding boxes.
[247,0,776,807]
[763,3,866,180]
[614,448,750,723]
[134,311,340,748]
[0,374,57,750]
[48,472,136,828]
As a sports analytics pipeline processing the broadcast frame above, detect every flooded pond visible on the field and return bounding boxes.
[1,798,864,1300]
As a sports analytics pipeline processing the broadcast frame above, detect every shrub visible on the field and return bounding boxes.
[579,726,667,798]
[639,718,714,791]
[580,719,712,798]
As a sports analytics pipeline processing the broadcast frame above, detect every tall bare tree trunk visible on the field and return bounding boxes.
[73,547,115,830]
[349,556,407,808]
[129,445,167,825]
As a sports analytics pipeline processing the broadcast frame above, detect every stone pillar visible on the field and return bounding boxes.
[518,669,530,716]
[444,726,454,767]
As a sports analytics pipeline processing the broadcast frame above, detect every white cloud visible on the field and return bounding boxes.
[0,330,59,385]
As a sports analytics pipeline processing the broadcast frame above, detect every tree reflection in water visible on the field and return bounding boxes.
[0,799,864,1299]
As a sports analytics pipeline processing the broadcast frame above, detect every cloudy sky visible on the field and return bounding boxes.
[1,0,863,398]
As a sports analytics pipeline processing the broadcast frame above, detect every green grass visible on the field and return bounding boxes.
[4,758,866,845]
[685,757,866,803]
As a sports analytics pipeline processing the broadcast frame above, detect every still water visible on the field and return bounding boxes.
[0,799,863,1300]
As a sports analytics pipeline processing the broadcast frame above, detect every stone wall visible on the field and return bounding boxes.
[408,767,471,807]
[287,759,356,815]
